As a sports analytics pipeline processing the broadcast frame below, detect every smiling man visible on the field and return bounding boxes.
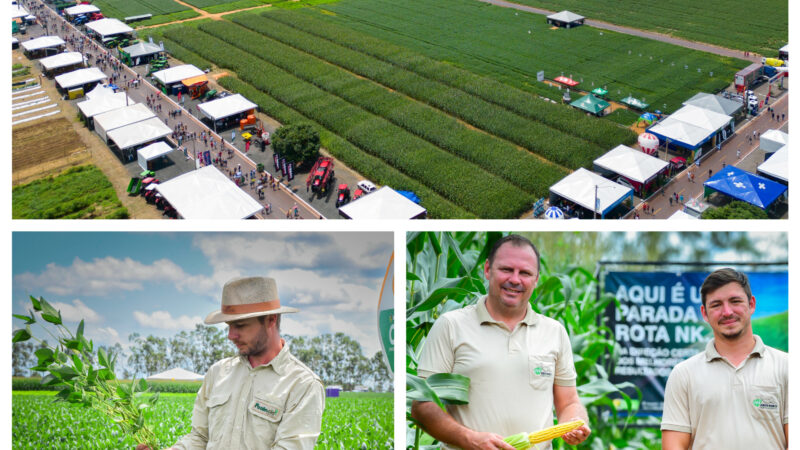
[661,269,788,449]
[411,235,590,450]
[172,277,324,450]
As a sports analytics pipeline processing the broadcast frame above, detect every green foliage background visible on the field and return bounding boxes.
[12,165,129,219]
[406,232,656,450]
[12,392,391,449]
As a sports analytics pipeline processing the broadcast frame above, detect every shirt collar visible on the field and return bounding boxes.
[704,334,765,362]
[238,339,291,375]
[477,296,539,327]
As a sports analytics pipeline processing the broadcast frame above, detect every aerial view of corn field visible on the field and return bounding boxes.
[406,231,788,449]
[14,0,786,219]
[11,232,394,449]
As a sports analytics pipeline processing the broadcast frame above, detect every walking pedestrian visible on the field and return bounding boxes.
[708,169,712,178]
[669,196,673,207]
[679,194,684,204]
[737,148,741,159]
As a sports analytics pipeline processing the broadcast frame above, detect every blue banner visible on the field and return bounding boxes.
[604,271,787,415]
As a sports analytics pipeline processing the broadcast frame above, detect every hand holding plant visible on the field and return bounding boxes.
[13,296,160,449]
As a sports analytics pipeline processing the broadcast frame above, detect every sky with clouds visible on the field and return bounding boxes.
[12,232,393,358]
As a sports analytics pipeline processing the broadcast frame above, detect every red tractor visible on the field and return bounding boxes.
[336,184,350,207]
[306,157,335,196]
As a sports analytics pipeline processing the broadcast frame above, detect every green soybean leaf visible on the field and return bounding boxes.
[30,295,42,311]
[76,320,84,340]
[12,314,35,324]
[12,328,32,343]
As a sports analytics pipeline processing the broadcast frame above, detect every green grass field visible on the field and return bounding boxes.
[91,0,191,22]
[12,391,392,449]
[753,311,788,352]
[506,0,787,56]
[317,0,749,112]
[12,165,129,219]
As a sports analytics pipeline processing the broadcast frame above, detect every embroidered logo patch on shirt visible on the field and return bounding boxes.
[532,366,553,377]
[250,398,283,421]
[752,398,779,411]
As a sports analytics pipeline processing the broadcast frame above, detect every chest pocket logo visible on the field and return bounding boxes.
[250,398,283,422]
[529,355,555,390]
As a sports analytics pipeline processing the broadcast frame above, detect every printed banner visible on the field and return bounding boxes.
[604,271,787,415]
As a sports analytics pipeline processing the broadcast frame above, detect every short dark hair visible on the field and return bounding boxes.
[700,268,752,307]
[257,314,281,331]
[487,234,540,272]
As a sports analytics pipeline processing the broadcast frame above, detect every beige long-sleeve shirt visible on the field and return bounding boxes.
[174,344,324,450]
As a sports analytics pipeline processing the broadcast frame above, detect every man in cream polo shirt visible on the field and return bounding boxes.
[171,276,324,450]
[661,268,788,449]
[411,235,591,450]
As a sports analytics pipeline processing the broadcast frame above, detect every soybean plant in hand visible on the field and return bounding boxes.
[12,296,160,449]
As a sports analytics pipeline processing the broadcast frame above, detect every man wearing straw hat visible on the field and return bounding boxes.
[171,276,325,449]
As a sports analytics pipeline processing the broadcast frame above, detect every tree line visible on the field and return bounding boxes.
[12,325,392,392]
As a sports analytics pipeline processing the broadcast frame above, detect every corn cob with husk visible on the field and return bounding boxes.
[503,420,585,449]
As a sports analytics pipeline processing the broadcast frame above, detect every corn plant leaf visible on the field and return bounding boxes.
[426,373,470,405]
[406,373,443,408]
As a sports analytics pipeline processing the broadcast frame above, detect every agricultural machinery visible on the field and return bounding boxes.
[306,157,335,196]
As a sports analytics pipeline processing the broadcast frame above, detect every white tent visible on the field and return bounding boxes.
[12,4,29,18]
[85,84,117,100]
[93,103,155,142]
[55,67,107,90]
[547,10,584,22]
[648,118,710,148]
[64,4,100,15]
[669,104,732,133]
[757,145,788,183]
[76,92,130,118]
[39,51,84,71]
[155,165,263,219]
[668,210,699,220]
[683,92,742,116]
[648,104,732,149]
[197,94,257,121]
[338,186,427,219]
[152,64,204,86]
[85,18,133,38]
[593,145,669,184]
[759,129,788,153]
[107,117,171,150]
[121,41,162,58]
[137,141,174,171]
[549,168,633,217]
[147,367,204,381]
[21,36,65,52]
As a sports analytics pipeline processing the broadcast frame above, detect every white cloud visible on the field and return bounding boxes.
[192,233,392,274]
[132,310,203,331]
[50,299,102,323]
[267,269,382,313]
[281,316,318,337]
[14,257,194,296]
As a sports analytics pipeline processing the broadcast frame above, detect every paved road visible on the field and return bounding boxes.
[479,0,761,62]
[20,0,325,219]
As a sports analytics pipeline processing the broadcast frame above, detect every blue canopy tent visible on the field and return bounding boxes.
[397,190,421,204]
[703,166,787,210]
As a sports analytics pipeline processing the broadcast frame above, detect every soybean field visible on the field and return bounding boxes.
[506,0,787,56]
[317,0,750,111]
[11,391,392,449]
[90,0,197,27]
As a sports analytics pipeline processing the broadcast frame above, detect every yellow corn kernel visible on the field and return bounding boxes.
[528,419,585,445]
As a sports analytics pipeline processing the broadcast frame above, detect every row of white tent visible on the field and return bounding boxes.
[757,129,789,183]
[76,85,172,152]
[549,144,670,217]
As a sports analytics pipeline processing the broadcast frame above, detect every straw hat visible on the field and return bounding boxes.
[204,277,299,324]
